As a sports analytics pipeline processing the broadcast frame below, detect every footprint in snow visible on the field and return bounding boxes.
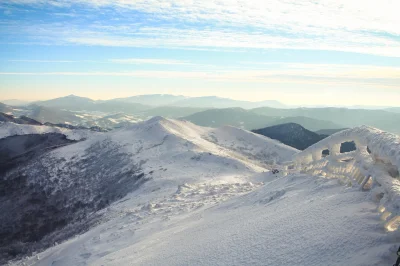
[258,190,286,205]
[80,252,92,259]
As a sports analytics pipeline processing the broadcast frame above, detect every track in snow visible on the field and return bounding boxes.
[13,173,398,266]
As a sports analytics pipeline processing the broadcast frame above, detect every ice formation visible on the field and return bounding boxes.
[289,125,400,231]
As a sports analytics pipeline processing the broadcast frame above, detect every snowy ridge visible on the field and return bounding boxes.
[206,125,298,165]
[6,120,400,265]
[34,116,297,218]
[110,116,297,175]
[291,125,400,231]
[0,122,95,141]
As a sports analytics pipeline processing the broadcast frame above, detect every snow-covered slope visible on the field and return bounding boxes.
[14,173,398,266]
[103,116,297,186]
[2,117,297,264]
[0,122,94,141]
[6,119,399,266]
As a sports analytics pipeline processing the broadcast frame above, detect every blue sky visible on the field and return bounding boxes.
[0,0,399,106]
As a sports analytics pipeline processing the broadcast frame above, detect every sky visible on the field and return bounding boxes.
[0,0,399,107]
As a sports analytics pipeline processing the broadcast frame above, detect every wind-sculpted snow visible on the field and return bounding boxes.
[291,125,400,232]
[0,122,94,141]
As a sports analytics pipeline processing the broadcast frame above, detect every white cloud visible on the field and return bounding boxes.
[4,23,399,57]
[1,63,399,89]
[7,58,208,66]
[109,58,192,65]
[2,0,400,57]
[240,62,400,79]
[8,59,79,63]
[16,0,397,35]
[62,27,400,57]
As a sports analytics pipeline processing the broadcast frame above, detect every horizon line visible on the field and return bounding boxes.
[1,94,398,109]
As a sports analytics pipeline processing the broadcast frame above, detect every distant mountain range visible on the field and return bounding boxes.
[252,107,400,134]
[0,112,108,132]
[0,112,42,125]
[34,94,287,110]
[138,106,209,119]
[1,95,400,134]
[266,116,343,131]
[182,108,279,130]
[28,105,85,124]
[34,95,95,109]
[385,107,400,113]
[0,107,366,154]
[4,95,400,110]
[165,96,286,109]
[112,94,188,106]
[182,108,347,131]
[0,99,31,106]
[0,103,12,113]
[1,108,361,153]
[0,101,143,128]
[105,94,287,109]
[0,102,97,125]
[34,95,149,114]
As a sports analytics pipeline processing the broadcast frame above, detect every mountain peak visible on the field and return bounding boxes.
[64,94,92,100]
[252,123,324,150]
[268,122,307,130]
[147,116,167,123]
[65,94,82,99]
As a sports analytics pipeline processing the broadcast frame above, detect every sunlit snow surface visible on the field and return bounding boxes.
[6,118,400,266]
[13,174,398,266]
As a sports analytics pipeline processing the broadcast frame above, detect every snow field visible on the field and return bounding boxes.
[5,119,400,266]
[14,173,399,266]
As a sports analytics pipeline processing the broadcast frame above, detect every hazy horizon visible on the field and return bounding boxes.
[1,1,399,106]
[1,93,399,108]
